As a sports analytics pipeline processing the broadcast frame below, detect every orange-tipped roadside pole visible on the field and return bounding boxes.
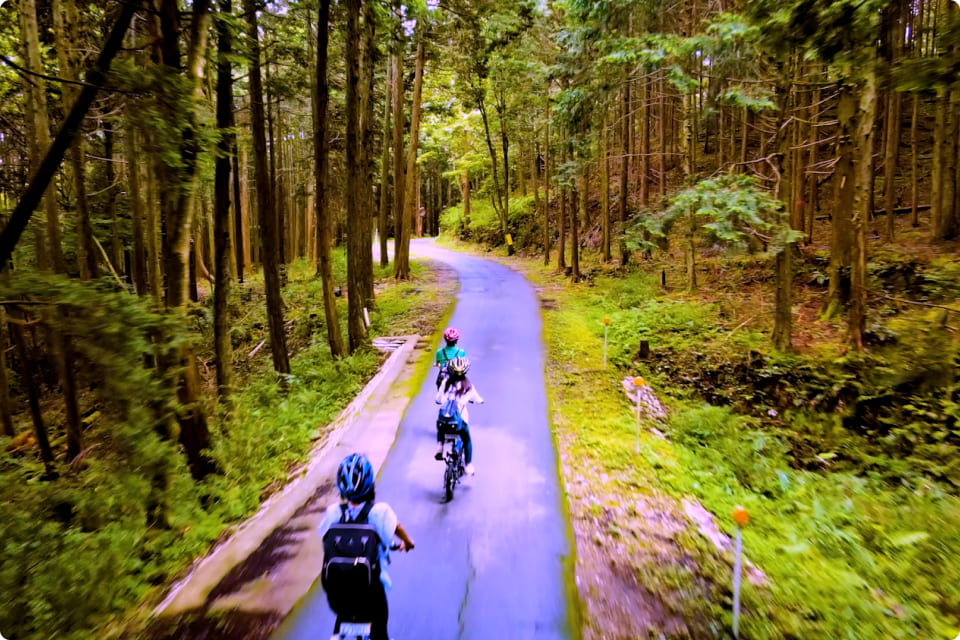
[603,317,610,367]
[732,506,749,638]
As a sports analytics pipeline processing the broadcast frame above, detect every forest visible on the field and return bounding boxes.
[0,0,959,638]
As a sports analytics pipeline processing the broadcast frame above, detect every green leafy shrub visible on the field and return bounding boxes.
[440,195,540,249]
[0,256,439,640]
[527,260,960,638]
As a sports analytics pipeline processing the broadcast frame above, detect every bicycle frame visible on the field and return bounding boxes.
[442,433,465,501]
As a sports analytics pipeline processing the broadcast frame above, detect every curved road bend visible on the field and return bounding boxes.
[273,240,572,640]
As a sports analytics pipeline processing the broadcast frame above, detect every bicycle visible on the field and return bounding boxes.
[441,431,465,502]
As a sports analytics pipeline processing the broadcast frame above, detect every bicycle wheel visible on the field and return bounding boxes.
[444,464,455,501]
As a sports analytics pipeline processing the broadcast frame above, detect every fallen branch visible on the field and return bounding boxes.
[876,293,960,315]
[727,316,756,338]
[248,339,266,358]
[92,234,125,287]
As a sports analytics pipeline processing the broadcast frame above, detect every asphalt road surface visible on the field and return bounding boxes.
[273,240,572,640]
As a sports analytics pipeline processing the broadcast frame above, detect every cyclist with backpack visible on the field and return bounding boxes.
[318,453,415,640]
[434,357,484,475]
[434,326,466,388]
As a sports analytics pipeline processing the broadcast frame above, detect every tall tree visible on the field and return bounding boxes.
[0,312,13,438]
[154,0,216,477]
[359,0,378,305]
[18,0,65,273]
[345,0,368,349]
[378,59,393,268]
[53,0,98,279]
[313,0,345,357]
[245,0,290,374]
[391,0,408,279]
[543,93,551,265]
[213,0,235,401]
[618,84,630,266]
[124,124,148,295]
[400,20,426,275]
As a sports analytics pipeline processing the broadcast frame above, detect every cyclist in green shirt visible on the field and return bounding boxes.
[434,326,466,388]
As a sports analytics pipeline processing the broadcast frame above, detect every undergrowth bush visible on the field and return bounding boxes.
[0,256,434,640]
[519,252,960,638]
[440,195,540,249]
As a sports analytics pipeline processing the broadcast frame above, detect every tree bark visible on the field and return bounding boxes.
[932,87,947,239]
[806,73,821,242]
[359,0,377,306]
[232,146,245,282]
[313,0,344,357]
[572,159,583,281]
[47,313,82,461]
[828,82,857,313]
[558,137,567,270]
[619,84,630,266]
[495,81,511,253]
[0,310,13,437]
[146,141,163,306]
[640,78,650,208]
[245,0,290,374]
[477,94,508,237]
[543,96,551,265]
[18,0,65,272]
[601,106,611,263]
[10,317,54,468]
[124,123,148,295]
[156,0,216,478]
[391,7,407,279]
[398,21,425,278]
[213,0,235,401]
[850,72,878,350]
[104,120,121,272]
[54,0,98,279]
[772,250,792,351]
[911,92,920,227]
[769,69,795,350]
[942,86,959,239]
[378,55,392,268]
[345,0,367,350]
[883,93,902,241]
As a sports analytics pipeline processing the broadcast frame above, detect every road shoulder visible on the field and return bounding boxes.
[143,335,431,639]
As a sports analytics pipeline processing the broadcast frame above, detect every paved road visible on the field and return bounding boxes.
[273,240,572,640]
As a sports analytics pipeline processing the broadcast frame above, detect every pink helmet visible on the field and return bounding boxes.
[443,326,460,343]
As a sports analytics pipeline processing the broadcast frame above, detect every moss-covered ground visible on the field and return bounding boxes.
[439,235,960,640]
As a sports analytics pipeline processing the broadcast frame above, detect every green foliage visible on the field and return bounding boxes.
[0,257,438,640]
[629,174,803,259]
[717,85,776,112]
[521,257,960,639]
[440,195,539,248]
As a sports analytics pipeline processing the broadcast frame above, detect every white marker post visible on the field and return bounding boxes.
[732,506,750,638]
[602,317,610,367]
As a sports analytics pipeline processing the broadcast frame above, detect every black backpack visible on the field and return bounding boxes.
[321,501,382,618]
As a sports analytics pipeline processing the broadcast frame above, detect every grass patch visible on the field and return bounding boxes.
[463,244,960,639]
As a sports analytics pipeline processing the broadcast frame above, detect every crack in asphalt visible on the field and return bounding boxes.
[457,541,477,640]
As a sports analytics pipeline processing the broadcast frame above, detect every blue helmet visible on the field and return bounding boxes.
[337,453,375,502]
